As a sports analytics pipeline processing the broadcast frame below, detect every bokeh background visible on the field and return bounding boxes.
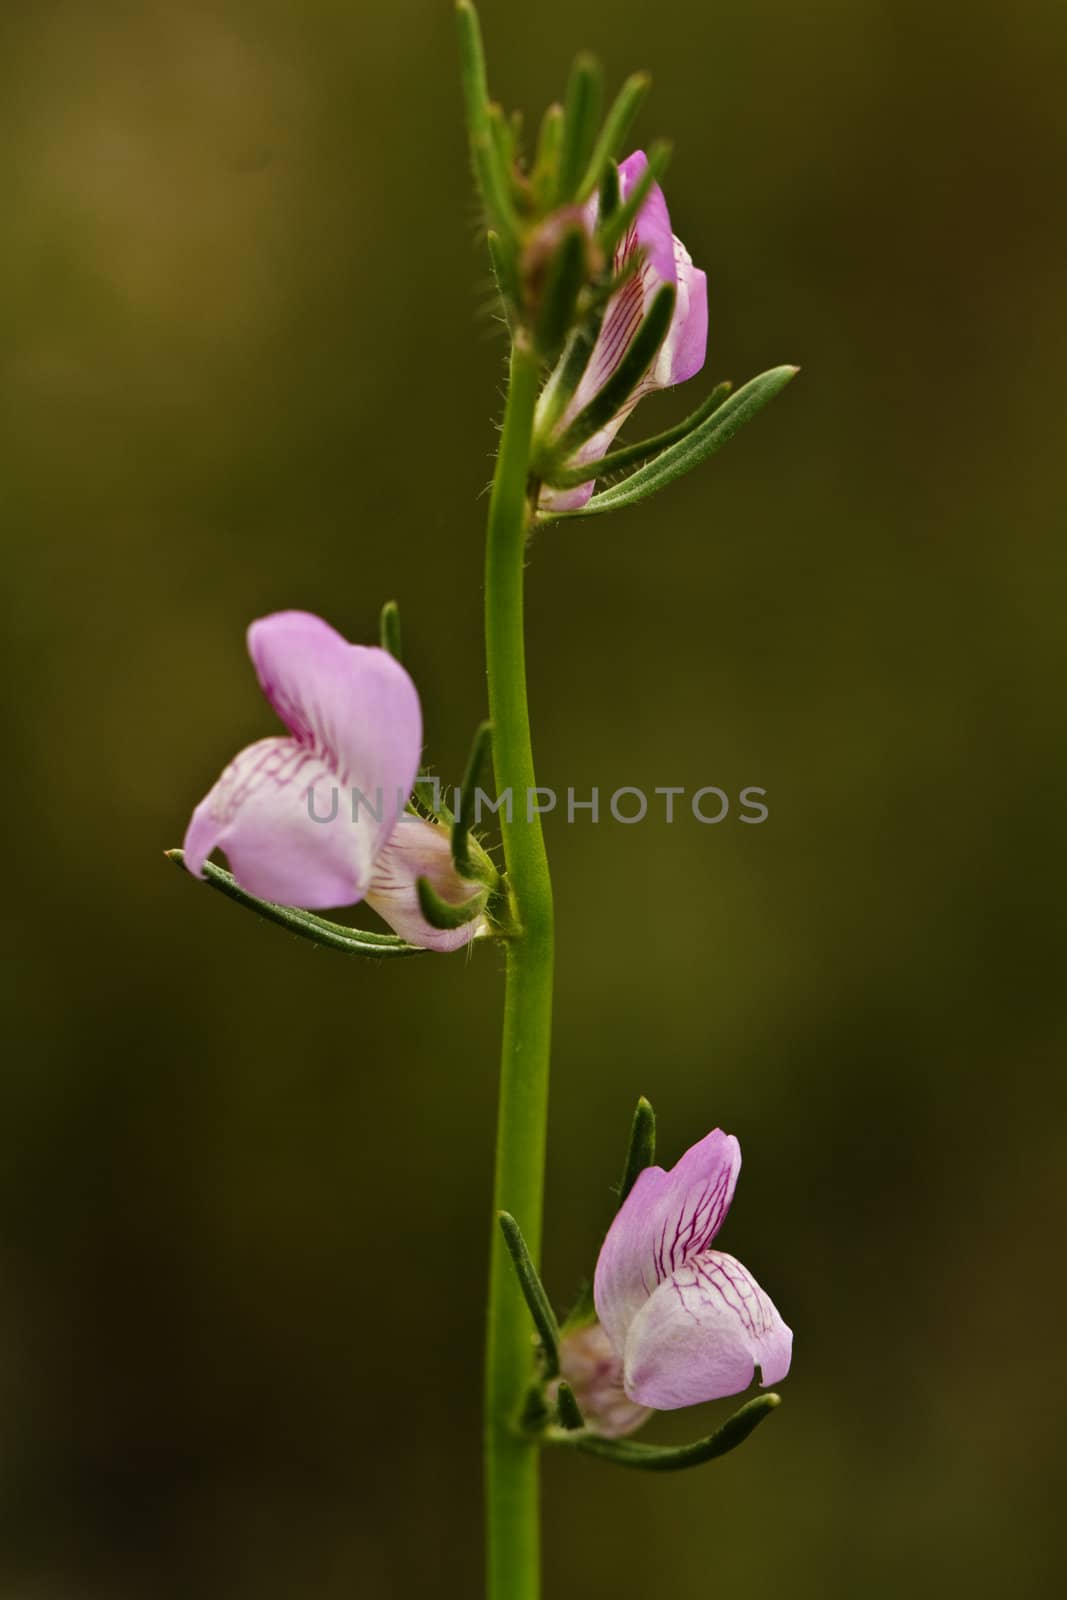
[3,0,1066,1594]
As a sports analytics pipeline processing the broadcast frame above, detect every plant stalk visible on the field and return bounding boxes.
[483,337,554,1600]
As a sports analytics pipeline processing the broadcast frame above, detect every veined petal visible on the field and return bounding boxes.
[594,1129,740,1355]
[650,236,708,388]
[617,150,677,284]
[183,736,369,908]
[622,1249,793,1409]
[365,814,488,953]
[247,611,422,862]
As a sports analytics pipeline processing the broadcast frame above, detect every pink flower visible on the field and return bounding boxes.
[182,611,486,952]
[592,1129,791,1412]
[538,150,708,512]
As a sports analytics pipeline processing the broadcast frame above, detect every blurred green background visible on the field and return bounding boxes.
[3,0,1066,1594]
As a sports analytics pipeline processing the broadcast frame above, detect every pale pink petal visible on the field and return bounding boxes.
[650,237,708,388]
[622,1249,793,1409]
[183,736,367,908]
[594,1129,740,1356]
[365,814,488,953]
[247,611,421,861]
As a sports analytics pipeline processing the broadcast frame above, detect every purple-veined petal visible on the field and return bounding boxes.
[247,611,422,863]
[183,736,368,908]
[617,150,677,284]
[621,1248,793,1409]
[365,814,488,953]
[594,1129,740,1356]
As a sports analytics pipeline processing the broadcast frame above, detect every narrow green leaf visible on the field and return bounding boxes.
[452,720,494,877]
[165,850,424,957]
[556,1381,585,1432]
[553,366,799,518]
[597,139,671,261]
[557,53,604,202]
[531,103,564,210]
[455,1,519,235]
[570,1393,782,1470]
[415,876,487,932]
[577,72,650,202]
[488,103,516,186]
[544,381,733,489]
[597,159,620,228]
[533,305,605,442]
[618,1096,656,1208]
[379,599,402,660]
[487,230,520,326]
[533,224,589,363]
[498,1211,561,1379]
[554,284,675,459]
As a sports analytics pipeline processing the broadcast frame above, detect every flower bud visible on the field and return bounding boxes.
[552,1321,652,1439]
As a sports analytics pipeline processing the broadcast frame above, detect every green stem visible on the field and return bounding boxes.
[484,337,554,1600]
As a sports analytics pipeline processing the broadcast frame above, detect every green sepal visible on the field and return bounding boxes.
[379,599,402,661]
[531,103,564,211]
[487,230,521,326]
[543,381,732,489]
[165,850,424,958]
[533,302,606,441]
[498,1211,561,1379]
[533,224,589,364]
[451,720,495,879]
[597,139,671,261]
[415,876,488,932]
[556,1381,585,1432]
[553,283,675,459]
[567,1393,782,1470]
[412,774,452,822]
[455,1,519,237]
[488,103,518,194]
[597,159,620,228]
[551,366,799,518]
[577,72,651,202]
[520,1382,552,1434]
[557,53,604,203]
[617,1096,656,1208]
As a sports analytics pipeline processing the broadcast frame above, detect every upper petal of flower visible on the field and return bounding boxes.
[616,150,677,285]
[365,813,488,953]
[247,611,422,862]
[183,736,368,907]
[621,1248,793,1409]
[593,1129,741,1355]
